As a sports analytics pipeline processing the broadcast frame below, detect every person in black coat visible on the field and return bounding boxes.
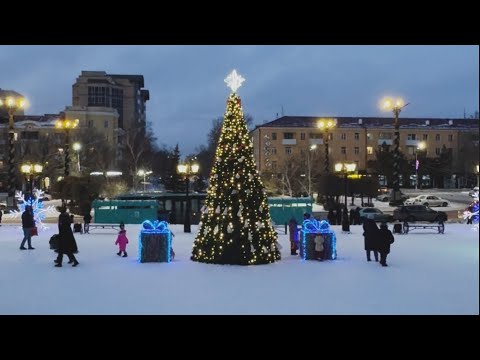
[336,206,342,225]
[327,209,336,225]
[363,218,379,262]
[349,208,356,225]
[54,207,79,267]
[20,205,36,250]
[83,212,92,234]
[378,222,395,267]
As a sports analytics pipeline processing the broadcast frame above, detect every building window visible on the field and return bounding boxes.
[309,133,323,139]
[341,147,346,155]
[407,134,417,140]
[300,133,305,140]
[272,161,277,171]
[272,132,277,140]
[328,133,333,141]
[285,147,292,155]
[448,134,453,142]
[354,132,359,140]
[341,133,346,140]
[367,133,373,140]
[436,147,441,155]
[379,132,393,139]
[283,132,294,139]
[435,134,440,141]
[88,120,93,128]
[104,120,109,128]
[271,147,277,155]
[354,147,359,154]
[407,146,415,155]
[423,134,428,140]
[367,146,373,154]
[88,86,110,107]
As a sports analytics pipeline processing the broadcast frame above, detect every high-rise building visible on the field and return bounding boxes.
[72,71,149,130]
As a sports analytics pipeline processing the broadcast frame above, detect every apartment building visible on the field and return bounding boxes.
[251,116,479,179]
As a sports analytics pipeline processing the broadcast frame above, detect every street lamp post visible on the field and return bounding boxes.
[177,162,199,233]
[382,97,410,205]
[335,162,357,233]
[317,119,336,174]
[137,169,152,192]
[0,94,26,208]
[55,118,79,177]
[73,142,81,173]
[415,142,426,190]
[20,163,43,200]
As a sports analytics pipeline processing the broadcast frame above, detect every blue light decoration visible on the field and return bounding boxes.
[463,191,479,226]
[301,218,337,260]
[138,220,172,263]
[9,190,56,230]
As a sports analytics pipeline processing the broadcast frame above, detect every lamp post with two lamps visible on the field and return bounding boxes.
[55,118,79,177]
[335,162,357,233]
[317,118,336,174]
[20,163,43,201]
[137,169,152,192]
[73,142,81,174]
[415,142,426,190]
[381,97,409,205]
[177,162,199,233]
[0,93,26,208]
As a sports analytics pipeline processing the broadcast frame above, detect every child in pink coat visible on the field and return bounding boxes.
[115,222,129,257]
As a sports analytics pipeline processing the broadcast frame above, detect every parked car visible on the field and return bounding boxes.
[405,195,449,207]
[469,187,479,197]
[377,191,409,202]
[358,208,393,224]
[0,202,6,210]
[393,205,448,222]
[378,186,389,195]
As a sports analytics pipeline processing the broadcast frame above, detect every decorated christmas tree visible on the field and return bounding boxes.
[191,70,280,265]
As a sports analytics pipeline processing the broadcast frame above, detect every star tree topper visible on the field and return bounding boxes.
[224,69,245,93]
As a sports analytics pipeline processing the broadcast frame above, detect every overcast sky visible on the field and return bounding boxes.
[0,45,478,155]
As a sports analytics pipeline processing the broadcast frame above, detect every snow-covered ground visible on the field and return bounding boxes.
[0,223,477,315]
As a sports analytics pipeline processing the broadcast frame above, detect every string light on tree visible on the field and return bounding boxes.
[191,70,280,265]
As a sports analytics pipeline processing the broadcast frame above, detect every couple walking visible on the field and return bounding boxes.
[363,219,394,267]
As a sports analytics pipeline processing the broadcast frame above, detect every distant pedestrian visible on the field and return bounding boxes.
[349,208,355,225]
[83,212,92,234]
[327,209,335,225]
[288,217,299,255]
[115,222,129,257]
[363,218,379,262]
[20,205,36,250]
[378,222,395,267]
[54,207,79,267]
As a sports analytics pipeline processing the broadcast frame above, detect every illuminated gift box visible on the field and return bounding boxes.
[138,220,172,263]
[300,219,337,260]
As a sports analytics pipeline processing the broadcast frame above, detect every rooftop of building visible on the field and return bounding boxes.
[254,116,480,130]
[79,71,145,88]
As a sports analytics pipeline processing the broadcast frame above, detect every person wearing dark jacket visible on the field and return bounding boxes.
[378,222,395,266]
[20,205,36,250]
[327,209,336,225]
[362,218,379,262]
[349,208,356,225]
[288,217,299,255]
[54,208,79,267]
[83,212,92,234]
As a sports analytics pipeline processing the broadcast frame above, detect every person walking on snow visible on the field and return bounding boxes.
[115,222,129,257]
